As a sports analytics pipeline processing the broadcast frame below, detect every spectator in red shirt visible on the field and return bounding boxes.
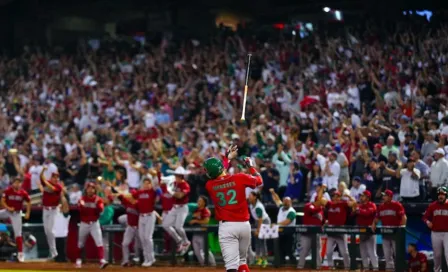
[407,243,428,272]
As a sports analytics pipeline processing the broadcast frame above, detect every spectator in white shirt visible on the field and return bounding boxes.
[69,184,82,205]
[349,177,366,202]
[28,156,43,191]
[115,152,141,189]
[309,181,331,202]
[429,148,448,200]
[42,158,58,181]
[323,152,341,190]
[398,159,421,202]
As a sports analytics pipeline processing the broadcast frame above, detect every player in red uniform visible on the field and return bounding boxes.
[204,145,262,272]
[190,195,216,266]
[0,177,31,262]
[131,177,159,267]
[75,182,108,269]
[297,184,325,269]
[117,191,140,267]
[158,168,174,253]
[422,186,448,272]
[321,189,356,269]
[40,167,63,260]
[372,189,406,271]
[162,167,191,255]
[407,243,428,272]
[354,190,379,270]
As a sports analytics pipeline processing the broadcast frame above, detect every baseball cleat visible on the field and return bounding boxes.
[141,261,153,267]
[132,257,140,263]
[121,262,132,267]
[17,252,24,263]
[75,258,82,268]
[179,241,191,255]
[100,259,109,269]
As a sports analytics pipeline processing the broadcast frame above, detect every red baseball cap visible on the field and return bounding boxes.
[381,189,393,197]
[333,191,341,197]
[374,143,382,150]
[362,190,371,198]
[51,172,60,177]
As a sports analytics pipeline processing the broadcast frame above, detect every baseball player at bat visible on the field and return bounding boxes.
[354,190,379,270]
[204,145,263,272]
[162,166,191,255]
[372,189,406,271]
[39,167,63,260]
[0,177,31,262]
[320,190,356,269]
[298,186,325,269]
[75,182,108,269]
[423,186,448,272]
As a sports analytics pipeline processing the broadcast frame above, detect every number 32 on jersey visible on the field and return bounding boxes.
[216,189,238,206]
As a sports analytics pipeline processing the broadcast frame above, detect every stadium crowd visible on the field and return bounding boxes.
[0,17,447,205]
[0,13,447,271]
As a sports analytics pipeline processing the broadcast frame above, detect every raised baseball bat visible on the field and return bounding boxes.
[240,53,252,121]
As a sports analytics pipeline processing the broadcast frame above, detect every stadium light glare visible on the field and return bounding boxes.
[323,7,331,13]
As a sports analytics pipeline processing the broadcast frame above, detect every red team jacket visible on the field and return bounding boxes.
[42,182,62,207]
[422,200,448,232]
[2,187,30,211]
[173,181,190,205]
[79,195,104,223]
[192,207,211,221]
[118,195,139,227]
[408,252,428,272]
[326,201,349,225]
[159,183,174,211]
[356,201,377,226]
[303,203,324,226]
[205,172,262,222]
[376,200,405,226]
[132,189,156,214]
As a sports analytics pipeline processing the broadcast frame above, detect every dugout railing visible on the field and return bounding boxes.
[6,223,410,271]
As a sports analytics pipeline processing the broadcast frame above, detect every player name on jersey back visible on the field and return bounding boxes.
[211,181,236,191]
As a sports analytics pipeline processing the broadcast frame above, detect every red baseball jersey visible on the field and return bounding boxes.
[326,201,349,225]
[173,181,190,205]
[408,252,428,272]
[132,189,156,214]
[159,183,174,211]
[192,207,211,221]
[356,201,377,226]
[303,202,324,226]
[376,200,405,226]
[118,195,139,227]
[205,172,262,222]
[2,187,30,211]
[422,200,448,232]
[42,182,62,207]
[79,195,104,223]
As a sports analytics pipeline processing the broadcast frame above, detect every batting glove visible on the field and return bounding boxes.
[243,157,255,168]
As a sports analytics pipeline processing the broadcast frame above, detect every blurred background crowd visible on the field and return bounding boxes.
[1,14,448,206]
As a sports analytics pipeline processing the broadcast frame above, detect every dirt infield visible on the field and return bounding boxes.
[0,262,378,272]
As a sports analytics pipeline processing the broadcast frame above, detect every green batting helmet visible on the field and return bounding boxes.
[203,157,224,179]
[437,186,447,195]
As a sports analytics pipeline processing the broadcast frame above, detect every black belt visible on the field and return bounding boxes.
[220,220,226,223]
